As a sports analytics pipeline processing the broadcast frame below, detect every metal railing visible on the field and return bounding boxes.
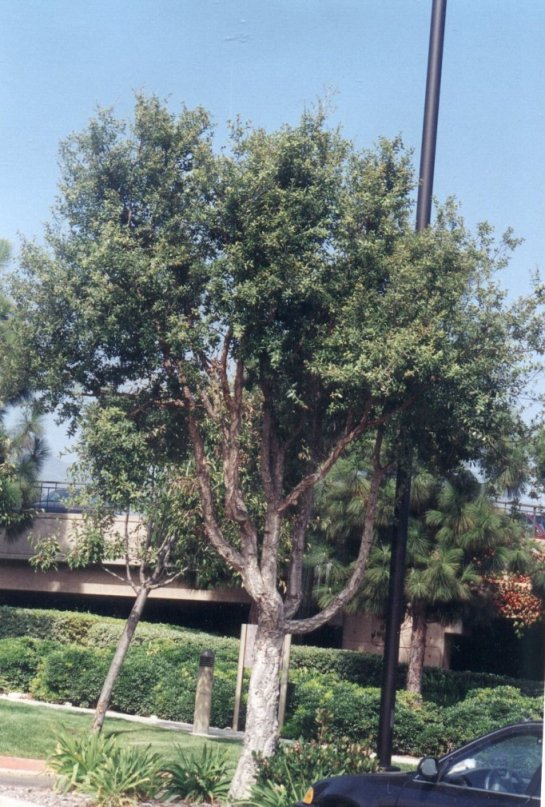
[495,500,545,539]
[31,480,85,514]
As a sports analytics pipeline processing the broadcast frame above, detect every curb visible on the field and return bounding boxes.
[0,759,47,775]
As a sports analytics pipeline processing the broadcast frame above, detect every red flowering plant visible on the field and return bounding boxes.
[484,574,544,637]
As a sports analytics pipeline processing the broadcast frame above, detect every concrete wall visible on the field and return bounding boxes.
[342,611,463,669]
[0,511,145,563]
[0,513,250,606]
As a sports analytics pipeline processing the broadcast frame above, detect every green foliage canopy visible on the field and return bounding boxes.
[5,96,542,623]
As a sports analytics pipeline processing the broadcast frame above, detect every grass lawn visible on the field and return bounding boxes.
[0,700,242,767]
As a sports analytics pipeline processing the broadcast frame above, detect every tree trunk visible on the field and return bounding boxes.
[91,585,150,732]
[228,620,285,800]
[405,600,427,694]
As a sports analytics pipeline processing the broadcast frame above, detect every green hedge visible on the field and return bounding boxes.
[2,606,541,699]
[0,606,542,756]
[284,671,434,754]
[26,641,239,728]
[0,606,108,645]
[284,671,542,755]
[416,686,544,756]
[0,637,57,691]
[289,643,543,704]
[85,621,239,662]
[0,606,239,659]
[30,645,112,707]
[420,666,544,704]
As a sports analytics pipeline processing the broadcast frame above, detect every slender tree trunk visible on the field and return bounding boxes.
[91,586,150,732]
[228,619,285,800]
[405,600,427,694]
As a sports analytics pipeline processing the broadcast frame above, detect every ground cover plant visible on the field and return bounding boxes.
[49,731,167,805]
[163,745,233,803]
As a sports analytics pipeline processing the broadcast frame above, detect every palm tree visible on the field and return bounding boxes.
[0,240,50,533]
[0,407,50,535]
[313,462,531,694]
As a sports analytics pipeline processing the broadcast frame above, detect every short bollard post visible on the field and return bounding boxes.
[192,649,215,735]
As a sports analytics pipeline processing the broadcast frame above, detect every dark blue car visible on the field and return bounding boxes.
[296,721,542,807]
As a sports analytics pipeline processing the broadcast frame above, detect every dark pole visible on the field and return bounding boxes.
[377,0,447,768]
[416,0,448,234]
[376,454,411,767]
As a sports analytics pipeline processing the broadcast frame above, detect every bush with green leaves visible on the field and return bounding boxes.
[290,645,386,687]
[284,675,386,746]
[249,738,378,807]
[86,619,239,660]
[421,666,544,705]
[0,637,57,691]
[163,744,232,802]
[289,642,542,702]
[283,676,542,757]
[0,605,109,644]
[30,645,112,706]
[49,730,164,806]
[1,605,542,699]
[417,686,544,756]
[27,640,240,726]
[283,670,339,739]
[0,605,542,758]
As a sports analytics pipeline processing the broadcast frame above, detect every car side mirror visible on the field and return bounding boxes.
[418,757,439,780]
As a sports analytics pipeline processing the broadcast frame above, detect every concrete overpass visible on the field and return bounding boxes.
[0,508,251,628]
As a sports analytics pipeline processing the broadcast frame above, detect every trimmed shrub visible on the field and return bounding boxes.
[417,686,544,756]
[86,620,238,659]
[0,605,542,754]
[421,666,544,704]
[0,637,57,691]
[151,665,197,723]
[25,640,240,727]
[284,674,436,753]
[283,670,339,740]
[30,645,112,706]
[0,606,109,645]
[290,642,542,702]
[290,645,386,688]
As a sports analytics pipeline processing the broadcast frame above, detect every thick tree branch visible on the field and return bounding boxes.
[219,357,260,572]
[278,401,373,515]
[286,429,386,634]
[284,487,314,620]
[278,396,417,515]
[178,374,246,575]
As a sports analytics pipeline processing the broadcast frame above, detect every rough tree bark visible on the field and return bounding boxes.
[228,618,285,797]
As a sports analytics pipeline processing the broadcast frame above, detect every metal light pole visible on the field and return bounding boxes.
[377,0,447,768]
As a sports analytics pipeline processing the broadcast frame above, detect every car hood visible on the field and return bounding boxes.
[302,770,414,805]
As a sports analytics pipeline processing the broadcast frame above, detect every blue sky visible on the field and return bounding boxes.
[1,0,544,470]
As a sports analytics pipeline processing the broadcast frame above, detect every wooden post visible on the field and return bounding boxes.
[277,633,292,732]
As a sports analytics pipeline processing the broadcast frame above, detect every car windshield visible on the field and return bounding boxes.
[442,731,542,796]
